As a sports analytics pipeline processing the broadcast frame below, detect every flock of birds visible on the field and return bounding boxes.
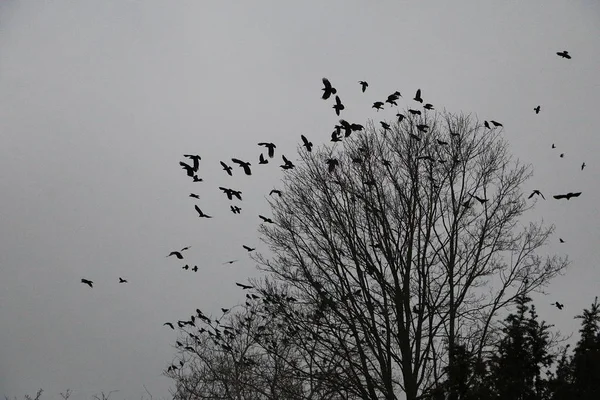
[80,50,583,334]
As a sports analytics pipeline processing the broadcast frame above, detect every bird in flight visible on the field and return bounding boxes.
[528,190,545,200]
[333,95,345,116]
[484,121,491,129]
[236,282,253,290]
[437,139,448,145]
[552,301,564,310]
[556,50,571,59]
[192,266,198,272]
[167,246,190,259]
[408,109,421,115]
[553,192,581,200]
[192,175,203,182]
[423,103,434,110]
[163,322,175,330]
[413,89,423,103]
[220,161,233,176]
[219,187,242,201]
[222,260,238,265]
[259,215,274,224]
[194,205,212,218]
[396,113,405,123]
[386,93,399,106]
[380,121,390,131]
[258,142,276,158]
[321,78,337,100]
[301,135,313,152]
[81,279,93,288]
[180,161,195,177]
[490,120,503,127]
[184,154,201,171]
[559,238,565,243]
[231,158,252,175]
[280,155,295,170]
[327,158,339,173]
[182,265,189,270]
[416,124,429,133]
[534,105,541,114]
[242,245,255,252]
[259,154,268,164]
[551,144,556,149]
[189,193,200,199]
[119,277,128,283]
[560,153,564,158]
[581,162,586,170]
[372,101,384,111]
[230,205,241,214]
[358,81,368,92]
[269,189,282,196]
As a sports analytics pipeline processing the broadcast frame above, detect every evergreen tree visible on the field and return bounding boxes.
[571,297,600,400]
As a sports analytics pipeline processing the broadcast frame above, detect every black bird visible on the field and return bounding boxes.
[184,154,201,171]
[351,123,364,132]
[220,161,233,176]
[222,260,238,265]
[182,265,189,270]
[552,144,556,149]
[330,131,341,142]
[231,158,251,175]
[163,322,175,330]
[372,101,384,111]
[581,162,586,170]
[301,135,313,152]
[528,190,545,200]
[560,153,564,158]
[189,193,200,199]
[469,193,489,204]
[552,301,564,310]
[236,282,253,290]
[280,155,295,169]
[559,238,565,243]
[119,277,127,283]
[396,113,405,123]
[358,81,368,92]
[437,139,448,145]
[386,94,399,106]
[534,105,541,114]
[338,119,353,137]
[484,121,491,129]
[423,103,434,110]
[556,51,571,59]
[380,121,390,131]
[194,205,212,218]
[192,175,203,182]
[333,95,344,116]
[180,161,195,177]
[327,158,339,173]
[219,187,242,201]
[414,89,423,103]
[269,189,282,196]
[408,109,421,115]
[490,120,503,127]
[81,279,93,288]
[192,266,198,272]
[416,124,428,133]
[221,308,230,313]
[553,192,581,200]
[242,245,255,252]
[230,205,241,214]
[259,215,274,224]
[167,246,189,259]
[258,142,276,158]
[321,78,337,100]
[258,153,268,164]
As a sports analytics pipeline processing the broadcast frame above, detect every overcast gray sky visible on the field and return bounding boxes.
[1,1,599,399]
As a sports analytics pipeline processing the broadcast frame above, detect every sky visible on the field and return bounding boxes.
[1,1,599,399]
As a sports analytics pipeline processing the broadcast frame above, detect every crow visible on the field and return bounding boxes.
[416,124,429,133]
[230,205,241,214]
[301,135,313,152]
[221,308,230,313]
[386,94,399,106]
[219,187,242,201]
[163,322,175,330]
[194,205,212,218]
[490,120,503,127]
[469,193,489,204]
[351,123,364,132]
[414,89,423,103]
[236,282,253,290]
[552,143,556,149]
[231,158,252,175]
[321,78,337,100]
[408,109,421,115]
[192,175,203,182]
[534,105,541,114]
[556,51,571,59]
[372,101,384,111]
[423,103,434,110]
[220,161,233,176]
[553,192,581,200]
[222,260,238,265]
[560,153,564,158]
[182,265,189,270]
[269,189,282,196]
[167,247,189,259]
[280,155,295,169]
[184,154,201,171]
[396,113,405,123]
[180,161,195,177]
[259,215,274,224]
[484,121,491,129]
[192,266,198,272]
[552,301,564,310]
[559,238,565,243]
[333,95,344,116]
[119,277,127,283]
[242,245,255,252]
[338,119,353,137]
[258,142,276,158]
[437,139,448,145]
[327,158,339,173]
[528,190,545,200]
[81,279,93,288]
[259,154,268,164]
[380,121,390,131]
[358,81,368,92]
[189,193,200,199]
[581,162,586,170]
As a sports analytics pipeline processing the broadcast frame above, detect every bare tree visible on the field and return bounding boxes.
[252,111,568,400]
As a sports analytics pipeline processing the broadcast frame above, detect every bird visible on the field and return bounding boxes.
[556,51,571,59]
[528,190,545,200]
[259,154,268,164]
[552,301,564,310]
[230,205,241,214]
[414,89,423,103]
[484,121,491,129]
[559,238,565,243]
[184,154,201,171]
[437,139,448,145]
[490,120,503,127]
[259,215,274,224]
[423,103,434,110]
[321,78,337,100]
[269,189,282,196]
[81,279,93,288]
[119,277,127,283]
[338,119,353,137]
[408,109,421,115]
[180,161,195,177]
[560,153,564,158]
[553,192,582,200]
[280,155,295,169]
[192,175,203,182]
[167,246,190,259]
[380,121,390,131]
[372,101,384,111]
[194,205,212,218]
[534,105,541,114]
[192,266,198,272]
[469,193,488,204]
[351,123,364,132]
[163,322,175,330]
[552,144,556,149]
[358,81,368,92]
[327,158,339,173]
[231,158,252,175]
[182,265,189,270]
[416,124,429,133]
[222,260,238,265]
[236,282,253,290]
[396,113,405,123]
[220,161,233,176]
[258,142,276,158]
[301,135,313,152]
[189,193,200,199]
[581,162,586,170]
[221,308,230,313]
[219,187,242,201]
[333,95,344,116]
[386,94,399,106]
[242,245,255,252]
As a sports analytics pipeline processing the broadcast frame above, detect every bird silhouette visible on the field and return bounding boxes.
[258,142,276,158]
[259,215,274,224]
[386,94,399,106]
[301,135,313,152]
[462,200,471,208]
[358,81,368,92]
[119,277,127,283]
[236,282,253,290]
[259,153,268,164]
[167,246,189,259]
[321,78,337,100]
[556,51,571,59]
[560,153,564,158]
[581,162,586,170]
[221,308,229,313]
[559,238,565,243]
[534,105,541,114]
[192,266,198,272]
[408,109,421,115]
[222,260,238,265]
[423,103,434,110]
[184,154,201,171]
[372,101,384,111]
[490,120,503,127]
[380,121,390,131]
[182,265,189,270]
[414,89,423,103]
[280,155,295,169]
[269,189,282,196]
[552,301,564,310]
[416,124,429,133]
[552,144,556,149]
[242,245,255,252]
[81,279,93,288]
[230,205,241,214]
[231,158,252,175]
[396,113,405,123]
[338,119,353,137]
[327,158,339,173]
[180,162,195,177]
[189,193,200,199]
[333,95,345,116]
[484,121,491,129]
[192,175,203,182]
[163,322,175,330]
[553,192,581,200]
[194,205,212,218]
[351,123,364,132]
[219,187,242,201]
[528,190,545,200]
[220,161,233,176]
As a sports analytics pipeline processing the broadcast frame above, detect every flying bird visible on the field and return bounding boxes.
[396,113,405,123]
[192,175,203,182]
[534,105,541,114]
[358,81,368,92]
[192,266,198,272]
[490,120,503,127]
[180,161,195,177]
[437,139,448,145]
[236,282,253,290]
[242,245,255,252]
[219,187,242,201]
[416,124,429,133]
[552,301,564,310]
[280,155,295,169]
[184,154,201,171]
[559,238,565,243]
[553,192,581,200]
[556,51,571,59]
[338,119,353,137]
[259,153,268,164]
[182,265,189,270]
[301,135,313,152]
[560,153,564,158]
[380,121,390,131]
[333,95,345,116]
[163,322,175,330]
[372,101,384,111]
[167,246,190,259]
[258,142,276,158]
[230,205,241,214]
[551,144,556,149]
[119,277,127,283]
[321,78,337,100]
[222,260,238,265]
[189,193,200,199]
[581,162,586,170]
[231,158,252,175]
[269,189,282,196]
[484,121,491,129]
[408,109,421,115]
[220,161,233,176]
[423,103,434,110]
[194,205,212,218]
[259,215,274,224]
[386,94,399,106]
[81,279,93,288]
[327,158,339,173]
[413,89,423,103]
[528,190,545,200]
